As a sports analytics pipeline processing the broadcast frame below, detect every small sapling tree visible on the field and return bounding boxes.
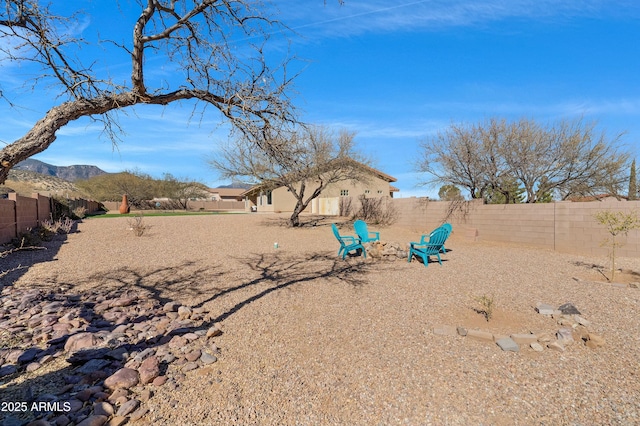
[593,210,640,281]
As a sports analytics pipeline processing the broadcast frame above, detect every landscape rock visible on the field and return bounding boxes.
[138,356,160,385]
[535,303,555,316]
[76,358,111,374]
[115,399,140,417]
[104,368,139,390]
[177,305,192,320]
[0,364,18,377]
[558,302,581,315]
[547,341,565,352]
[17,347,40,364]
[530,342,544,352]
[496,337,519,352]
[64,333,99,353]
[105,416,128,426]
[163,301,181,312]
[200,352,218,365]
[466,329,494,343]
[92,402,114,417]
[152,375,168,386]
[556,327,575,346]
[433,325,458,336]
[510,333,538,345]
[0,285,223,425]
[129,406,149,421]
[76,415,108,426]
[206,325,223,338]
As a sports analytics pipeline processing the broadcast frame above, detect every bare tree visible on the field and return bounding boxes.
[210,125,368,227]
[0,0,316,184]
[159,173,209,209]
[501,119,628,202]
[418,118,629,203]
[418,122,489,200]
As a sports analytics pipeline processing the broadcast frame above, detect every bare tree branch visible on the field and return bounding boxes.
[0,0,322,183]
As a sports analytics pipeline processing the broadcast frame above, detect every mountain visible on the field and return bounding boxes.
[217,181,253,189]
[14,159,107,182]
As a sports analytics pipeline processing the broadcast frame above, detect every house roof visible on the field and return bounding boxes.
[207,187,246,198]
[239,160,397,197]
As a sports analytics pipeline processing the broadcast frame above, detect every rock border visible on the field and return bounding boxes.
[0,286,222,426]
[433,302,605,353]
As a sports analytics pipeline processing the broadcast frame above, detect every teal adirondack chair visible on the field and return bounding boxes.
[414,223,452,253]
[353,220,380,243]
[332,224,366,259]
[434,223,452,253]
[407,227,448,267]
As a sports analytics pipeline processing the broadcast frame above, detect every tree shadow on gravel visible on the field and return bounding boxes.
[0,232,72,289]
[0,251,379,424]
[195,251,375,322]
[259,215,347,228]
[83,261,226,306]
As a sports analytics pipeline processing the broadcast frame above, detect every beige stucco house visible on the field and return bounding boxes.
[241,163,398,214]
[206,187,245,202]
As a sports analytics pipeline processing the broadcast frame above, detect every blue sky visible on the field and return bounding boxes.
[1,0,640,197]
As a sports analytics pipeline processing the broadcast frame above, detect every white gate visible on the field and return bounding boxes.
[315,197,340,215]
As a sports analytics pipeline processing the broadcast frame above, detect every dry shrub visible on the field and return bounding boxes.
[339,197,354,217]
[128,213,150,237]
[72,206,87,219]
[353,196,398,226]
[41,216,75,235]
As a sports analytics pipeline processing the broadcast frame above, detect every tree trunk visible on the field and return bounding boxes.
[289,202,306,227]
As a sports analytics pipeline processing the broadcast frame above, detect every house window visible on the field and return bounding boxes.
[266,190,272,205]
[364,190,370,195]
[377,190,383,194]
[340,189,349,197]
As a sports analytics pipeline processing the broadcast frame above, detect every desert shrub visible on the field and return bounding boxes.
[473,294,496,322]
[72,206,87,219]
[352,196,398,226]
[41,216,75,235]
[10,228,42,248]
[128,213,150,237]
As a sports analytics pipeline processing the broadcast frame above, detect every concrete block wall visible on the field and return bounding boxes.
[102,200,246,212]
[0,193,95,245]
[391,198,640,257]
[10,193,39,235]
[554,200,640,257]
[36,194,51,222]
[0,199,16,243]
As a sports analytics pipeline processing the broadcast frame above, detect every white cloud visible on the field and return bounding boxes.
[277,0,640,38]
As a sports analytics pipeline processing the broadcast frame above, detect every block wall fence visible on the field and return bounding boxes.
[4,193,638,258]
[0,193,102,245]
[391,198,640,258]
[101,200,246,212]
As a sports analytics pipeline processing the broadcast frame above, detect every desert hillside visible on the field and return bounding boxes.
[1,169,88,198]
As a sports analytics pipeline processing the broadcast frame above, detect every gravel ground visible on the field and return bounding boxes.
[4,213,640,425]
